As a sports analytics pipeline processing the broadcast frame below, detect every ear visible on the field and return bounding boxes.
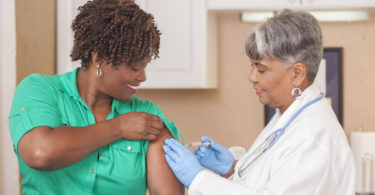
[91,52,99,66]
[290,62,307,86]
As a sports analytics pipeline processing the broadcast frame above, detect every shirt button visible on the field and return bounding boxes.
[91,169,95,173]
[127,146,132,151]
[100,153,104,156]
[21,108,25,112]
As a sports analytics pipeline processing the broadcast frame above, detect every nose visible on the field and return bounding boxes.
[137,67,147,82]
[248,66,257,83]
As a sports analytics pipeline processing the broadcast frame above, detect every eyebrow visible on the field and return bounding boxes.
[254,62,267,67]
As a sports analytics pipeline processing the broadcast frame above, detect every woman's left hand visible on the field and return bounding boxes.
[163,138,203,187]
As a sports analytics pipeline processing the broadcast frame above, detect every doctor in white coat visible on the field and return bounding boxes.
[163,9,355,195]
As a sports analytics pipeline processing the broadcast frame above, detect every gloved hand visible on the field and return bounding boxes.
[163,138,203,187]
[194,136,234,175]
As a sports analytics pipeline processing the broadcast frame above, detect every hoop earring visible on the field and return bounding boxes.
[291,87,301,98]
[96,64,102,77]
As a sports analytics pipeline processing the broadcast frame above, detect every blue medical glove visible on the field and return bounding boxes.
[194,136,234,175]
[163,138,203,187]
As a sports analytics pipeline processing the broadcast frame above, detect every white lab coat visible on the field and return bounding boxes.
[189,84,355,195]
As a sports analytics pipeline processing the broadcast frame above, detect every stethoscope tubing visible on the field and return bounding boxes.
[238,93,325,179]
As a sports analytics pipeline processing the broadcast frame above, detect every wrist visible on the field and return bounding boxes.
[186,167,204,188]
[109,117,122,138]
[221,160,237,178]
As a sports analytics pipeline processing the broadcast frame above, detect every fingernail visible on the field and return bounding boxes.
[165,139,173,145]
[165,138,173,143]
[162,145,169,152]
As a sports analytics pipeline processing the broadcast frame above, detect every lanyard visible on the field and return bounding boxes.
[238,93,325,179]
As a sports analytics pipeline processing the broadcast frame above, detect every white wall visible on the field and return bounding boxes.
[0,0,20,194]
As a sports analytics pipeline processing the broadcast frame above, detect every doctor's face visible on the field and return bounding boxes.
[248,58,295,112]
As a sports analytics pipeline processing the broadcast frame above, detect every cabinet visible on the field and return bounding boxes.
[301,0,375,10]
[207,0,375,10]
[135,0,217,88]
[57,0,217,89]
[207,0,299,10]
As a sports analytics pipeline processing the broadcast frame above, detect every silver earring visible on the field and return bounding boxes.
[291,87,301,98]
[96,64,102,77]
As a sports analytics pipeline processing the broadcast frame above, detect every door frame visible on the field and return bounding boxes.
[0,0,20,194]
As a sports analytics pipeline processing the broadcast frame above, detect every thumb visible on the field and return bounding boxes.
[210,140,228,154]
[201,136,227,154]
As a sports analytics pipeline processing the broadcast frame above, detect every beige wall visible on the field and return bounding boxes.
[321,15,375,137]
[137,15,263,148]
[137,11,375,148]
[16,2,375,150]
[15,0,55,192]
[16,0,55,84]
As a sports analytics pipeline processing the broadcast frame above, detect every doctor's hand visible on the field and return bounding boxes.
[194,136,234,175]
[163,138,203,187]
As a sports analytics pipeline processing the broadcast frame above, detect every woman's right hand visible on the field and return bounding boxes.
[194,136,234,175]
[114,112,165,141]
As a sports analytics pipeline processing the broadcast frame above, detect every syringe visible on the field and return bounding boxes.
[185,142,211,147]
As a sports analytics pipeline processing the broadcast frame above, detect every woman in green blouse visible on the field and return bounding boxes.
[9,0,183,194]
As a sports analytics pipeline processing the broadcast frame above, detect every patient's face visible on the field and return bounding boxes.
[98,60,148,102]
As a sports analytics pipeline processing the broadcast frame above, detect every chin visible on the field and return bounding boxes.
[258,97,268,105]
[118,94,133,102]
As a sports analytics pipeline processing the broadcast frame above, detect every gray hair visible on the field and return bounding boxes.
[245,9,323,83]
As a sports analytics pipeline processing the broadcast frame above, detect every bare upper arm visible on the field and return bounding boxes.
[18,126,54,169]
[146,127,184,195]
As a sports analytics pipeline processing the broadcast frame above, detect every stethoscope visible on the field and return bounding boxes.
[237,92,325,179]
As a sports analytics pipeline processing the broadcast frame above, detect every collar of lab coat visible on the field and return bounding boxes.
[249,83,323,151]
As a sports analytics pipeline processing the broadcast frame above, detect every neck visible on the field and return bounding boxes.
[279,82,311,114]
[279,98,294,115]
[76,68,112,110]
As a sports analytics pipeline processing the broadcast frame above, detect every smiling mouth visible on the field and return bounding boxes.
[127,84,139,93]
[255,89,264,95]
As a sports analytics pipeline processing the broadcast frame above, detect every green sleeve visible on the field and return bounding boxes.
[131,97,184,143]
[8,74,61,153]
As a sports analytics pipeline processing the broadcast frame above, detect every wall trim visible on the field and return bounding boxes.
[0,0,20,194]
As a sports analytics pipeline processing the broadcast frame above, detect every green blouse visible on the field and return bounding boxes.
[9,68,181,195]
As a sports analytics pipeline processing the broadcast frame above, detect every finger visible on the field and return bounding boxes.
[165,154,176,167]
[195,150,205,158]
[146,114,164,129]
[164,145,180,162]
[151,120,164,129]
[164,138,187,155]
[210,142,224,152]
[145,133,158,141]
[201,136,213,143]
[194,147,201,155]
[199,146,207,153]
[163,144,172,154]
[201,137,224,152]
[148,114,162,123]
[147,128,161,135]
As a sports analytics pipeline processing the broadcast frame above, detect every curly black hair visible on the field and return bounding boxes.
[71,0,161,68]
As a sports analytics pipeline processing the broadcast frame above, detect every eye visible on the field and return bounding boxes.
[258,69,265,74]
[131,67,139,72]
